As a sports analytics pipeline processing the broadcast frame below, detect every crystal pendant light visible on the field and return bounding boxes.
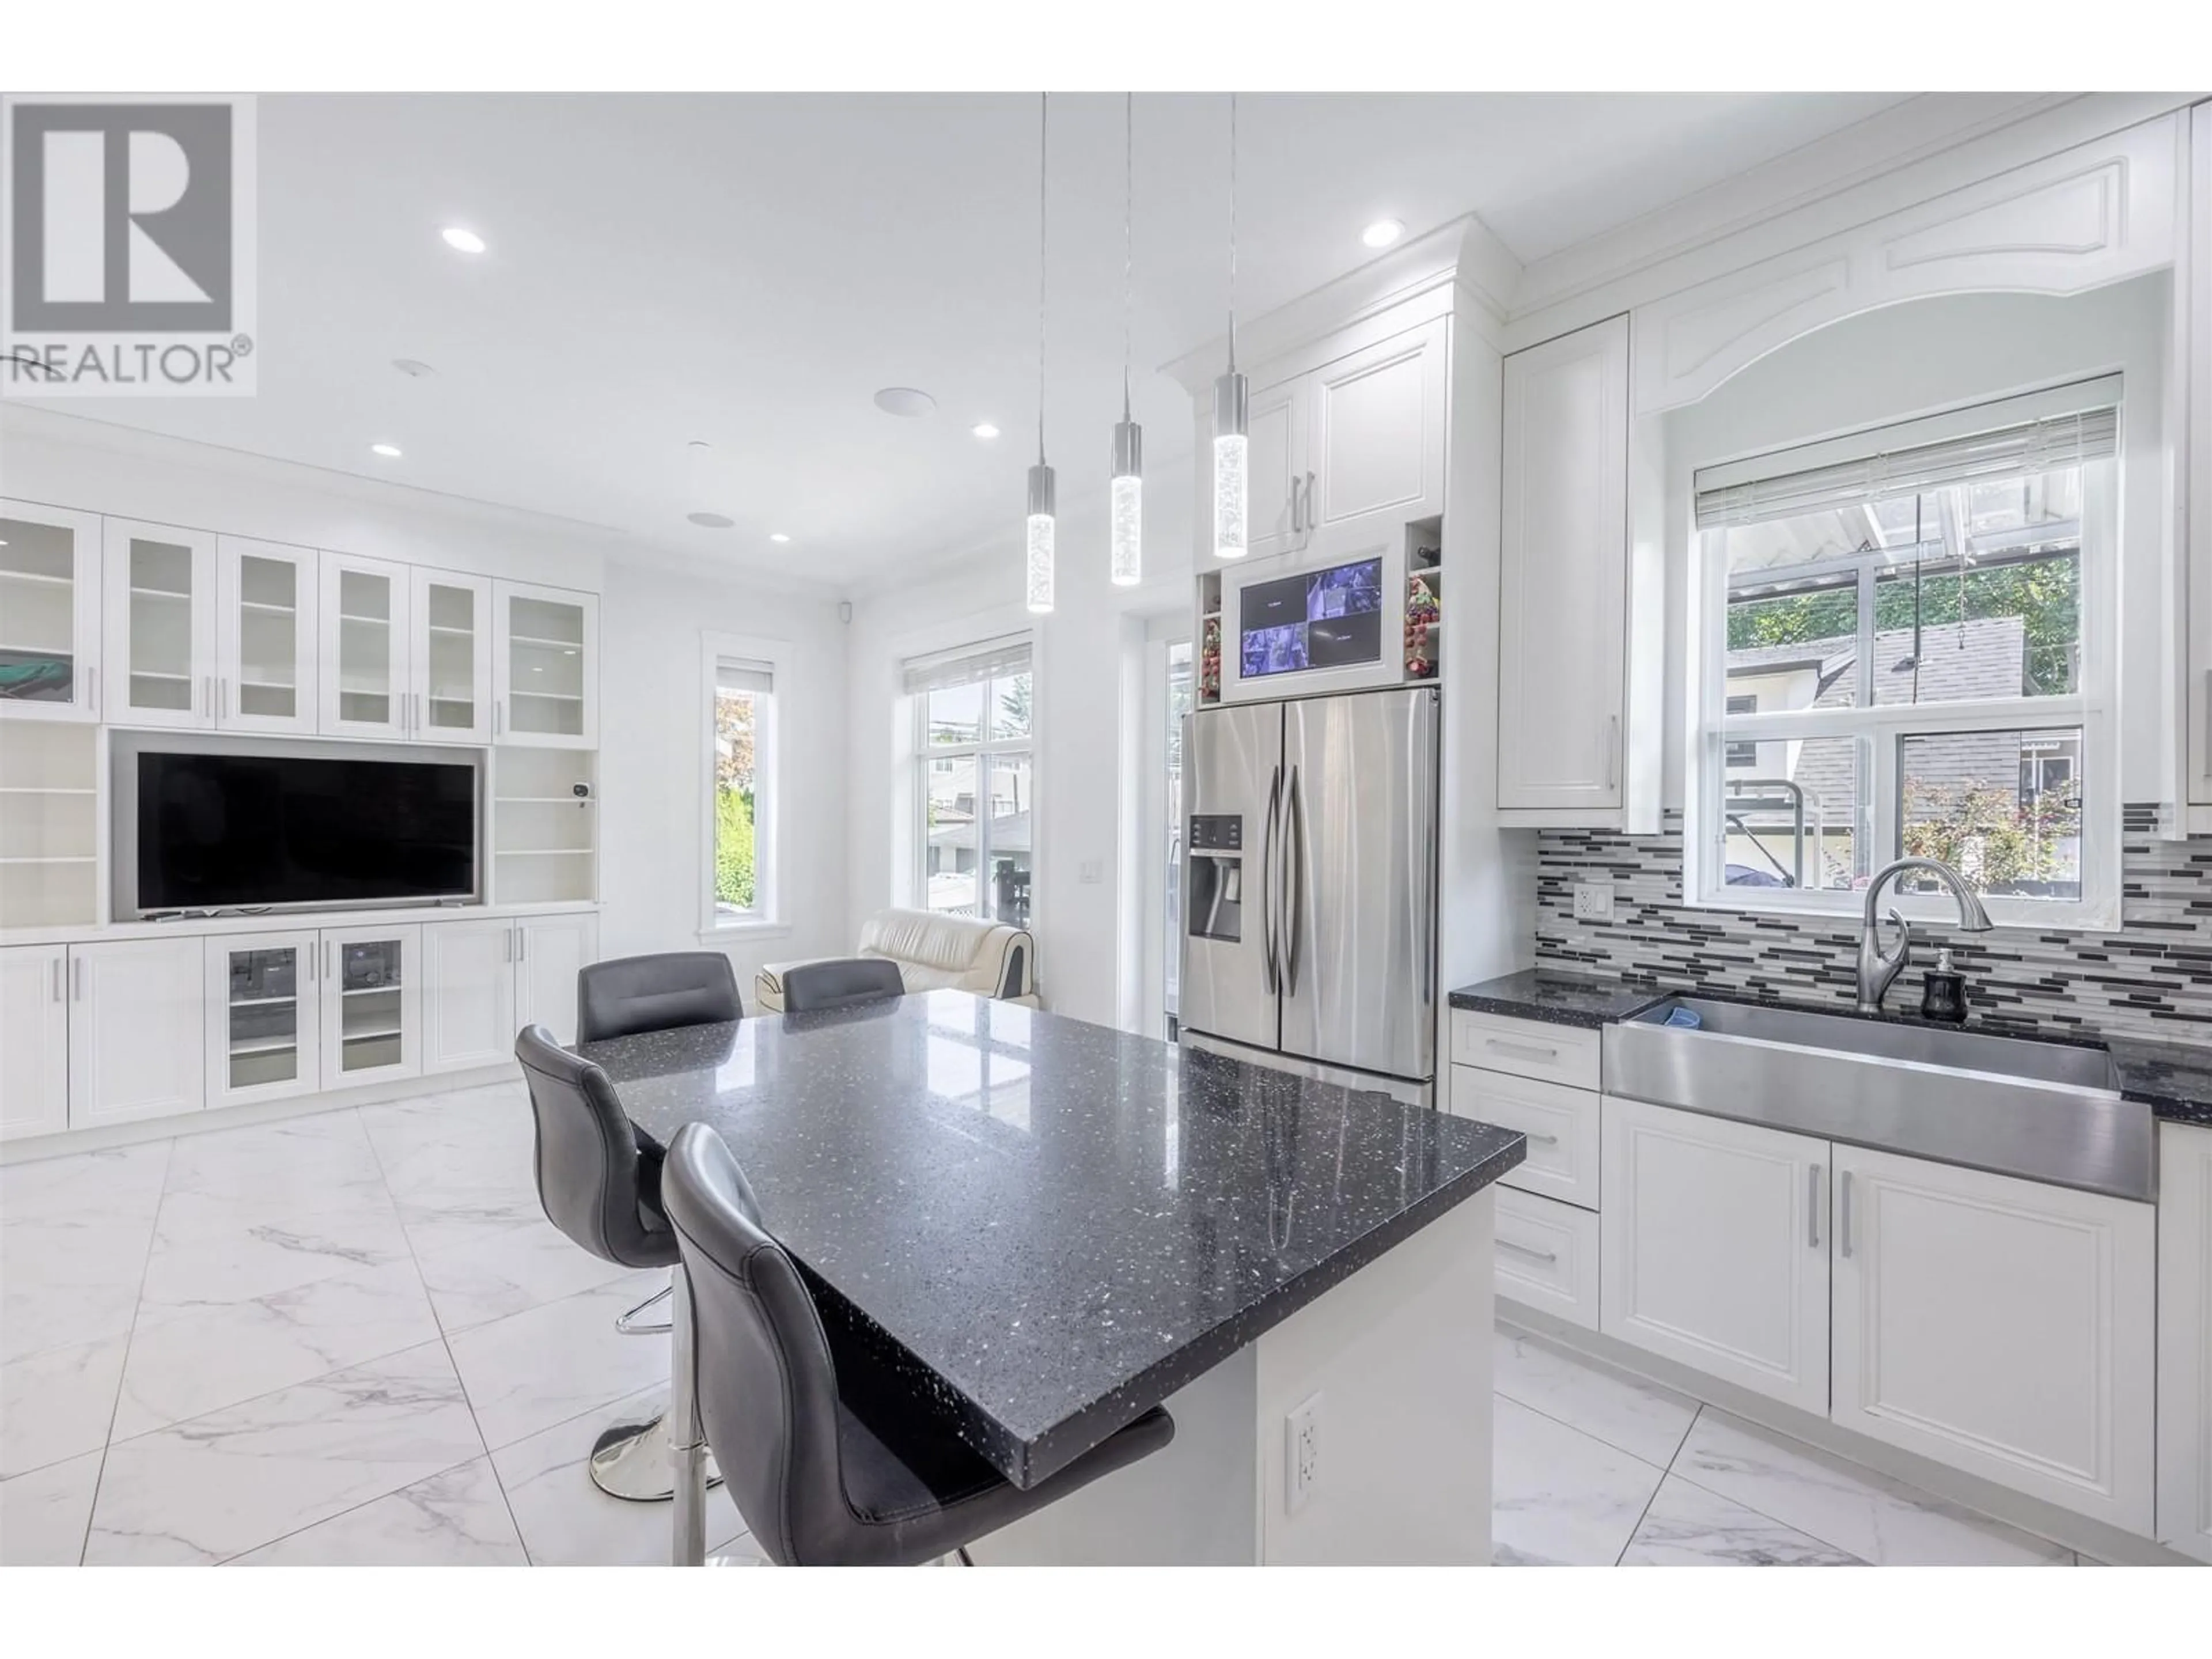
[1027,92,1055,615]
[1109,92,1142,588]
[1213,93,1248,561]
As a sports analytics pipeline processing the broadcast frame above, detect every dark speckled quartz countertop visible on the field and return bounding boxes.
[1448,971,2212,1127]
[579,990,1524,1490]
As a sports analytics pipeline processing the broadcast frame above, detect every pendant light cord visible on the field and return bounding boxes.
[1037,90,1048,468]
[1226,92,1238,374]
[1123,91,1133,421]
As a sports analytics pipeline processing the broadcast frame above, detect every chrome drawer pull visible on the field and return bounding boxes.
[1525,1131,1560,1147]
[1498,1237,1559,1266]
[1484,1037,1559,1062]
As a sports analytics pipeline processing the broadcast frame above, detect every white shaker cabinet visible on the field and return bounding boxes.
[104,519,217,730]
[1600,1094,1832,1415]
[493,581,598,749]
[1241,373,1306,562]
[2158,1122,2212,1563]
[516,911,599,1047]
[1830,1143,2155,1535]
[216,537,319,735]
[0,944,71,1141]
[2188,102,2212,808]
[420,917,519,1075]
[0,499,103,724]
[1497,315,1660,827]
[67,937,206,1128]
[1302,316,1449,551]
[410,569,494,745]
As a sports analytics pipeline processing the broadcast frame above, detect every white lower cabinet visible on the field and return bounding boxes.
[1600,1096,1831,1416]
[2157,1123,2212,1562]
[67,937,206,1128]
[318,925,422,1089]
[1494,1185,1601,1330]
[204,931,323,1107]
[422,910,597,1073]
[0,945,71,1141]
[1830,1143,2156,1534]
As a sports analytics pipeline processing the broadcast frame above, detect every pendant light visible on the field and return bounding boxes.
[1109,92,1142,587]
[1213,93,1248,561]
[1025,92,1056,615]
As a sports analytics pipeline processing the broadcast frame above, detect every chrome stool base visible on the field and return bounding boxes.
[588,1404,724,1503]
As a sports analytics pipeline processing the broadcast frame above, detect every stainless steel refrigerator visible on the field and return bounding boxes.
[1179,685,1440,1106]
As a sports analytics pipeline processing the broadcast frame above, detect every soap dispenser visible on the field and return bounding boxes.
[1920,948,1968,1024]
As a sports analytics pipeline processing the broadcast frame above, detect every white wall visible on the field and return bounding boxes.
[1652,276,2175,808]
[595,558,849,989]
[1,408,850,987]
[844,456,1195,1029]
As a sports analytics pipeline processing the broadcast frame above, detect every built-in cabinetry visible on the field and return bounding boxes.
[2160,1122,2212,1563]
[422,910,599,1073]
[412,569,493,744]
[105,520,217,729]
[0,721,99,930]
[319,552,413,740]
[494,580,599,748]
[1830,1142,2154,1534]
[217,538,318,735]
[0,945,71,1140]
[0,907,597,1145]
[2188,103,2212,813]
[0,499,103,722]
[1496,315,1660,828]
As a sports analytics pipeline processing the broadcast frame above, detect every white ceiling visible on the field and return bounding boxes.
[54,92,1914,589]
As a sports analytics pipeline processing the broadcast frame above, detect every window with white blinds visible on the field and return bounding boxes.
[907,634,1035,929]
[704,641,779,930]
[1690,381,2119,929]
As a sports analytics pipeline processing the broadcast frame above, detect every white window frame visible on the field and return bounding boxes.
[699,632,789,939]
[1686,382,2122,931]
[908,638,1035,927]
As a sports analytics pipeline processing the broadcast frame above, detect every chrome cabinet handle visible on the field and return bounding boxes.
[51,955,63,1002]
[1484,1036,1559,1062]
[503,926,512,964]
[1839,1171,1854,1259]
[72,957,84,1001]
[1260,765,1282,994]
[1289,474,1303,536]
[1282,765,1305,997]
[1497,1238,1558,1266]
[1524,1131,1559,1147]
[1607,714,1622,791]
[517,925,527,963]
[305,942,315,983]
[324,940,334,979]
[1304,471,1317,536]
[1809,1164,1823,1248]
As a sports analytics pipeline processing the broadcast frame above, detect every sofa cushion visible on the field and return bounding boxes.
[856,908,1006,975]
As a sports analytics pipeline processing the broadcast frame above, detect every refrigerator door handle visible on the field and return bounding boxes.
[1283,764,1305,998]
[1260,763,1282,993]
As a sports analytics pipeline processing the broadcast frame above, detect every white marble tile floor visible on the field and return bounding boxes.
[0,1083,2086,1567]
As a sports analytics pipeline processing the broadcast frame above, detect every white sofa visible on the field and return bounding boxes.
[755,908,1038,1013]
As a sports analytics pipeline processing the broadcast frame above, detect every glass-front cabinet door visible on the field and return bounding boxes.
[410,569,492,744]
[0,501,103,722]
[317,552,412,740]
[104,518,217,728]
[316,924,422,1088]
[216,537,317,734]
[203,931,323,1107]
[493,579,598,749]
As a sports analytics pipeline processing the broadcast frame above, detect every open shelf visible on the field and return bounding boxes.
[0,720,98,925]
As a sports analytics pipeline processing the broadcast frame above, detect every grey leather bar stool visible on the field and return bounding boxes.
[515,1025,719,1512]
[663,1121,1175,1566]
[577,951,743,1044]
[777,957,904,1014]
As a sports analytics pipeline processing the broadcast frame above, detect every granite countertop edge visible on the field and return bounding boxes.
[1445,969,2212,1127]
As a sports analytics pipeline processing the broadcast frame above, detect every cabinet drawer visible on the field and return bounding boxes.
[1450,1010,1600,1091]
[1450,1064,1601,1210]
[1494,1186,1601,1331]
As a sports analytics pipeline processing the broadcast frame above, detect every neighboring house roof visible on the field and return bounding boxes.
[928,809,1031,853]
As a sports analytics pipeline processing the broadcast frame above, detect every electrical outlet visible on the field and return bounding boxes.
[1285,1393,1322,1515]
[1572,880,1615,923]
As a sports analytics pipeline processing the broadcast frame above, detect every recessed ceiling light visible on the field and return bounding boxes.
[370,442,402,458]
[687,512,735,529]
[971,422,1001,440]
[768,532,791,544]
[441,227,487,255]
[391,357,437,378]
[873,387,937,418]
[1361,218,1406,249]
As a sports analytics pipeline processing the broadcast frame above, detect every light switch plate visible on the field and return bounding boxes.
[1572,880,1615,923]
[1078,859,1104,885]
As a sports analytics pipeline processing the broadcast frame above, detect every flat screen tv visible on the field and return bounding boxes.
[1238,556,1384,679]
[137,751,478,912]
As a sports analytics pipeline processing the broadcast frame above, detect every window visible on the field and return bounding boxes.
[904,636,1033,927]
[702,639,781,931]
[1691,381,2116,922]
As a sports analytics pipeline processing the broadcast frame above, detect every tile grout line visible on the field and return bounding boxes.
[1609,1402,1695,1566]
[74,1135,179,1566]
[359,1095,536,1567]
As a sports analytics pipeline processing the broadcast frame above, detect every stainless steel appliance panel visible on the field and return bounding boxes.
[1277,687,1438,1080]
[1181,1029,1434,1111]
[1177,702,1283,1054]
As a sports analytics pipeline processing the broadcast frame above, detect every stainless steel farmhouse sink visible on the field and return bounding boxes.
[1603,998,2154,1202]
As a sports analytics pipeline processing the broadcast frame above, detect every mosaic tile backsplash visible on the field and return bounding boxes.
[1533,805,2212,1043]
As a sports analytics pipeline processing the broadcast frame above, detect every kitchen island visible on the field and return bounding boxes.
[585,988,1522,1565]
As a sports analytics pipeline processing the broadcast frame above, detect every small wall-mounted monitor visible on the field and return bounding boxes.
[1237,556,1384,680]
